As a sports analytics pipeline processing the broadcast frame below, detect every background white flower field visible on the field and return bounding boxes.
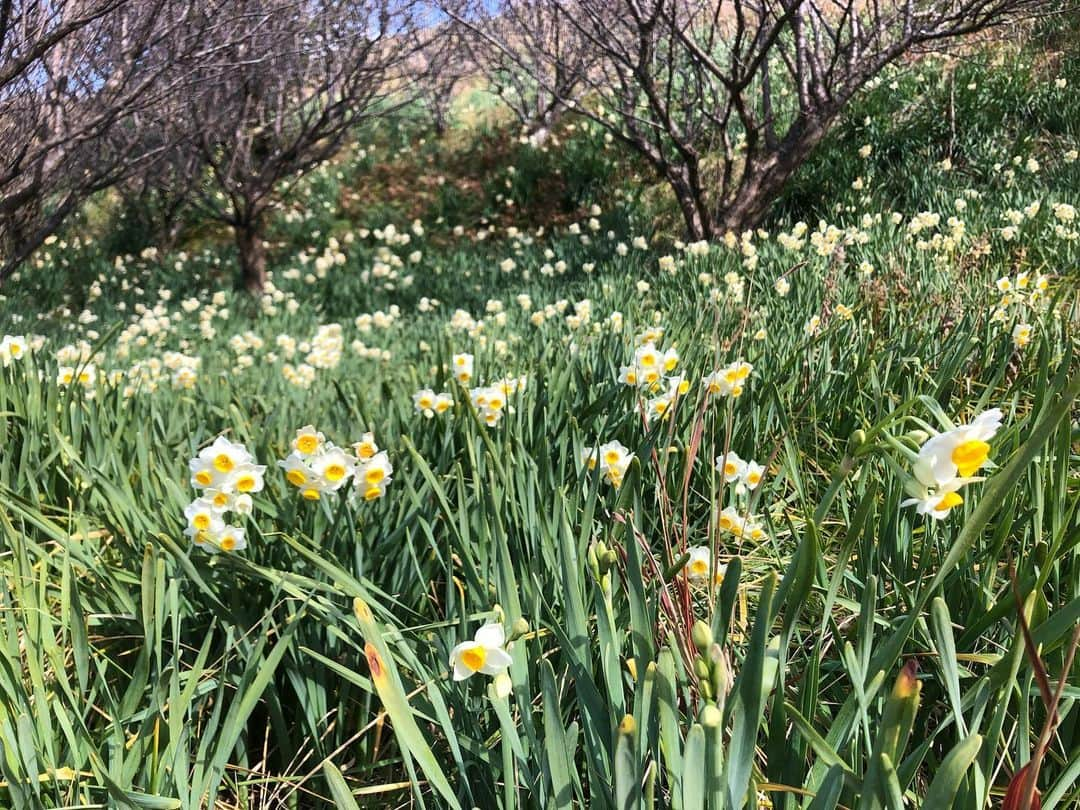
[0,15,1078,810]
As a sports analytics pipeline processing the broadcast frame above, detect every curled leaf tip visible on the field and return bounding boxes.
[354,597,372,623]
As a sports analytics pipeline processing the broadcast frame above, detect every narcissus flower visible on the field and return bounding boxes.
[685,545,726,586]
[703,361,752,398]
[183,438,262,553]
[742,461,765,489]
[901,476,974,520]
[452,352,474,384]
[916,408,1003,484]
[186,522,247,554]
[593,440,633,487]
[190,436,262,491]
[353,432,379,460]
[413,388,441,418]
[354,451,393,501]
[1012,323,1032,349]
[715,451,746,482]
[293,425,324,455]
[0,335,27,366]
[450,622,513,681]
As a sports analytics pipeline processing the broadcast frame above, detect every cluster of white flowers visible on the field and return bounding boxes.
[715,451,766,493]
[581,440,633,487]
[279,426,393,502]
[185,437,265,553]
[470,375,526,427]
[413,388,454,418]
[702,361,753,399]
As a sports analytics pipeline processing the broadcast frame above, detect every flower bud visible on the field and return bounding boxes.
[699,704,722,728]
[511,617,530,639]
[233,493,254,515]
[904,429,929,447]
[694,657,711,682]
[691,620,714,653]
[709,644,729,699]
[490,672,513,699]
[847,429,867,454]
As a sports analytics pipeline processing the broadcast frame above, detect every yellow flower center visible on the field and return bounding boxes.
[213,454,234,473]
[219,535,237,552]
[435,400,450,413]
[363,485,382,501]
[640,353,657,367]
[951,439,989,477]
[365,467,385,484]
[356,443,375,459]
[934,491,964,512]
[301,488,320,501]
[677,380,690,395]
[419,396,434,409]
[604,451,620,466]
[690,559,708,576]
[461,645,487,672]
[626,371,637,384]
[724,462,738,476]
[325,464,346,482]
[718,515,733,530]
[747,472,761,485]
[10,345,21,356]
[286,469,307,487]
[195,470,213,486]
[194,514,211,530]
[236,475,256,492]
[213,492,229,507]
[664,357,678,371]
[296,435,318,454]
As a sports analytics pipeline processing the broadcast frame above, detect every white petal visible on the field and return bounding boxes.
[474,622,505,649]
[480,647,513,675]
[452,659,474,681]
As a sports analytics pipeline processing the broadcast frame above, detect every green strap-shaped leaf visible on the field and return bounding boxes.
[353,598,462,810]
[322,762,362,810]
[922,734,983,808]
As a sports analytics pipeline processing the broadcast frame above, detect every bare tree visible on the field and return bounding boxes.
[450,0,593,144]
[0,0,212,281]
[471,0,1052,239]
[154,0,425,293]
[413,17,472,137]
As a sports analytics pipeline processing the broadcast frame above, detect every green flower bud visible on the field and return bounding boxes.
[691,620,714,653]
[511,617,530,639]
[694,657,711,682]
[699,704,722,728]
[847,428,867,453]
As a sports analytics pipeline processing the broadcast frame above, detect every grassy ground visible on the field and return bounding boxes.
[0,31,1077,810]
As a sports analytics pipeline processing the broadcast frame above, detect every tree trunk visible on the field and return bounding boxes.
[235,222,266,294]
[717,117,833,235]
[667,166,713,241]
